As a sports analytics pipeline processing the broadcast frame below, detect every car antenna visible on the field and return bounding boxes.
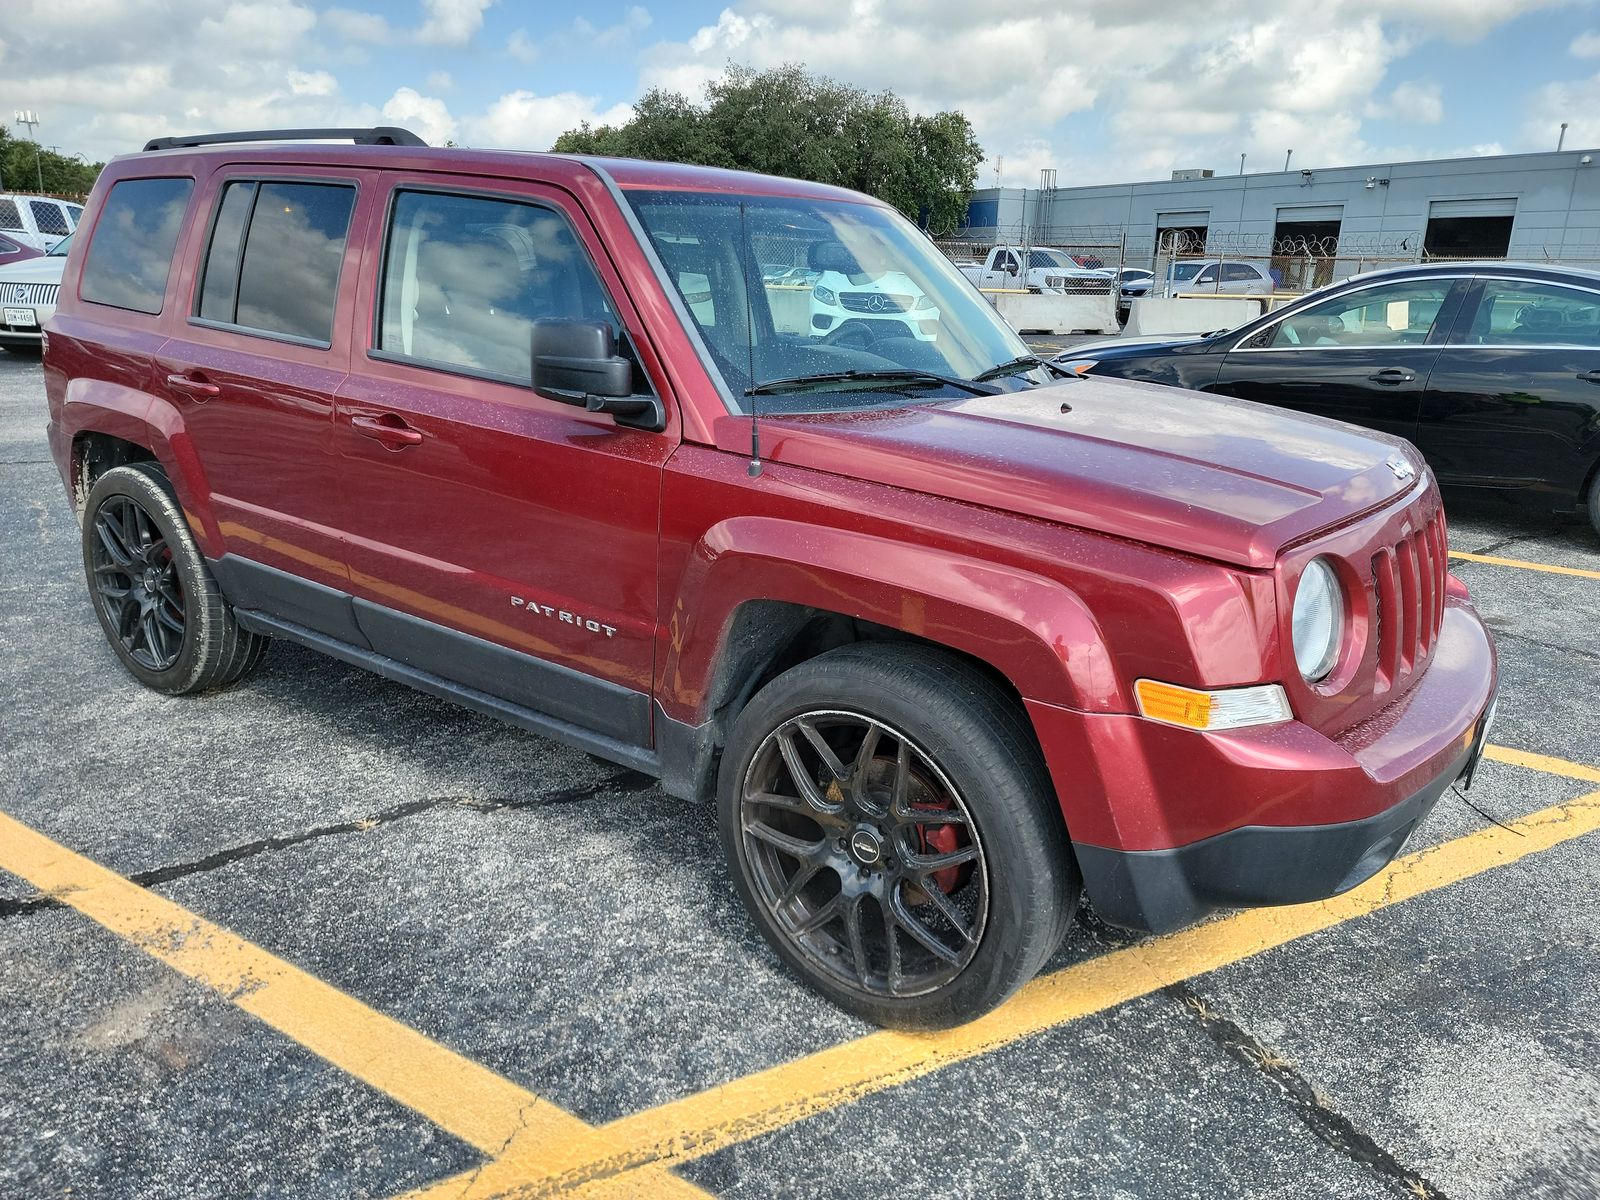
[741,202,763,478]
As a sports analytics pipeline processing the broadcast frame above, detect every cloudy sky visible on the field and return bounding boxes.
[3,0,1598,185]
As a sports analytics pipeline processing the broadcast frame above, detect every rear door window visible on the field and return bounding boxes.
[1455,279,1600,347]
[30,201,69,237]
[195,180,356,344]
[80,177,194,315]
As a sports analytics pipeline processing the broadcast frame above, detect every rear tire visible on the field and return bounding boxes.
[1587,469,1600,540]
[717,643,1078,1029]
[81,463,267,694]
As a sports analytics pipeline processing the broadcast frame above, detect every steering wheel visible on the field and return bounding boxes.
[819,318,883,349]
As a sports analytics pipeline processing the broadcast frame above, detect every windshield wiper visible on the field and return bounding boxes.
[972,354,1079,382]
[745,369,999,397]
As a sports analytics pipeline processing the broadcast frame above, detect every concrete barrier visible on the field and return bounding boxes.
[988,291,1119,336]
[1125,297,1263,336]
[764,284,813,335]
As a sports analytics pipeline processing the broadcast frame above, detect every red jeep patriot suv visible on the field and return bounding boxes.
[44,128,1497,1028]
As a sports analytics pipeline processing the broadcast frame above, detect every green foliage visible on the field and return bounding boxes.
[0,127,103,198]
[551,64,984,236]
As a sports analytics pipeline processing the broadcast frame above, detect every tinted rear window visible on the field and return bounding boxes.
[0,199,21,232]
[81,178,194,314]
[231,182,355,343]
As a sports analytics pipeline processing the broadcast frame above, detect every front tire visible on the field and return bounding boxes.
[717,643,1078,1029]
[81,463,267,694]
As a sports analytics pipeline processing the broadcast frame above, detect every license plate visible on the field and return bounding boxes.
[3,307,36,328]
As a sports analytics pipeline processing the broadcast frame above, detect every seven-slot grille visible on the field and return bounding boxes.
[0,282,59,307]
[1370,506,1448,695]
[1046,275,1111,294]
[838,291,914,313]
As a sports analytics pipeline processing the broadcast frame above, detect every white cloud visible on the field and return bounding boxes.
[1523,71,1600,151]
[426,70,454,92]
[322,8,392,44]
[418,0,496,46]
[462,90,634,150]
[382,86,458,145]
[507,28,540,63]
[573,6,653,48]
[1367,80,1443,124]
[1572,30,1600,58]
[288,69,338,98]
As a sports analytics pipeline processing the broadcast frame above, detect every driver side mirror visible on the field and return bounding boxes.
[531,319,664,432]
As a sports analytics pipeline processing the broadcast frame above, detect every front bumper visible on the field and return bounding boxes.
[1075,726,1486,933]
[0,304,51,348]
[1027,597,1497,933]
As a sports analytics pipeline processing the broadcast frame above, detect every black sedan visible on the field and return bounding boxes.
[1059,262,1600,534]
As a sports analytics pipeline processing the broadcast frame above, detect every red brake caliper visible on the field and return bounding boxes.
[911,800,965,894]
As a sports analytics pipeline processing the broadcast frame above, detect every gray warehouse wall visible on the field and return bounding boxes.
[960,149,1600,266]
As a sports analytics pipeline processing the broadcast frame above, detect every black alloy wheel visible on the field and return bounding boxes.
[80,462,267,695]
[739,710,988,1001]
[89,493,187,671]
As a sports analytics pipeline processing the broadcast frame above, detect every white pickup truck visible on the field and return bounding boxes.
[957,246,1113,294]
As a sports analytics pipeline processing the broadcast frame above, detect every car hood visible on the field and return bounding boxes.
[0,256,66,285]
[736,376,1422,570]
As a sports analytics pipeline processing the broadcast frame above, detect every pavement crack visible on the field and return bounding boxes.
[0,771,659,917]
[1169,982,1450,1199]
[1465,533,1531,557]
[1481,626,1600,666]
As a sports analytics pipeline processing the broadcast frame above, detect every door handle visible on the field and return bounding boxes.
[1576,370,1600,385]
[166,372,221,398]
[351,412,423,449]
[1367,368,1417,384]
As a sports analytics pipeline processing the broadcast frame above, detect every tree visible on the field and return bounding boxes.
[551,64,984,236]
[0,127,103,198]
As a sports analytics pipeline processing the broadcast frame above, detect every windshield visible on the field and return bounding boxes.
[1168,262,1204,281]
[625,190,1035,413]
[47,232,74,258]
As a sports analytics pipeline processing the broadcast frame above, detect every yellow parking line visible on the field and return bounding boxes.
[0,811,709,1199]
[1449,550,1600,581]
[411,750,1600,1198]
[1483,742,1600,784]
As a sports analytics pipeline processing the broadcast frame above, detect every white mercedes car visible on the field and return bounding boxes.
[0,232,70,353]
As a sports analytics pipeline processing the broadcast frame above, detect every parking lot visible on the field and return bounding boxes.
[1,347,1597,1199]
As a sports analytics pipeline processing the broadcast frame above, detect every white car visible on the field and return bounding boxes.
[1161,259,1274,297]
[0,193,83,251]
[0,233,70,353]
[809,269,939,342]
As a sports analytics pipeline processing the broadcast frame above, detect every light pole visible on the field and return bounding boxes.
[14,111,44,192]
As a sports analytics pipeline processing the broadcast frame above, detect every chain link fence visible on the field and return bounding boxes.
[941,221,1600,302]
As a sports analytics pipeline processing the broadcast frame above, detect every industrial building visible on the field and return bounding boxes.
[957,147,1600,284]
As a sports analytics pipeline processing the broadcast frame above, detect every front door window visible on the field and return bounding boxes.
[1252,280,1453,348]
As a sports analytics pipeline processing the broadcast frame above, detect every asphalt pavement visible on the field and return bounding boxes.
[1,349,1596,1199]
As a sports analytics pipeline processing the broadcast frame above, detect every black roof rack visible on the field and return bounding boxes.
[142,127,427,153]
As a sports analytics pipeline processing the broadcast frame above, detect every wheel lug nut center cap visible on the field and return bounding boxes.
[847,825,884,868]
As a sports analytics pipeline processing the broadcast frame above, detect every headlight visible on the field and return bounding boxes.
[813,284,838,306]
[1292,557,1344,682]
[912,293,935,312]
